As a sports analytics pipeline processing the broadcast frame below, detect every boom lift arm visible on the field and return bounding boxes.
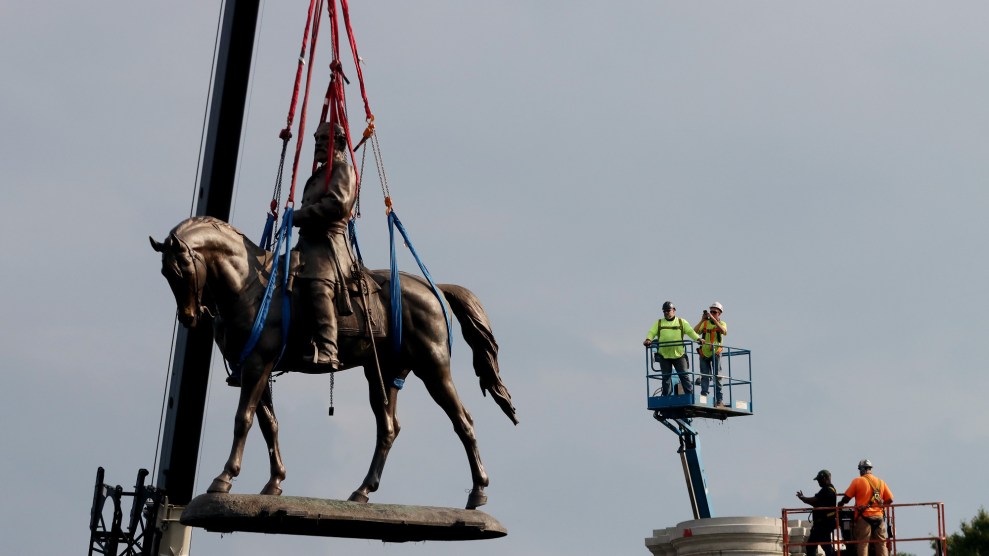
[653,411,713,519]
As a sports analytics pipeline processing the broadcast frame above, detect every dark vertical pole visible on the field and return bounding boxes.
[156,0,261,506]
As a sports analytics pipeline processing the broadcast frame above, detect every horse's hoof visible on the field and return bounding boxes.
[260,484,282,496]
[466,489,487,510]
[348,491,369,504]
[207,478,232,494]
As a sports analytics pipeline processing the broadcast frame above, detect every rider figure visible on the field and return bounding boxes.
[293,121,357,371]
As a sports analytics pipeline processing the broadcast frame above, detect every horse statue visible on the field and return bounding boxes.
[150,216,517,509]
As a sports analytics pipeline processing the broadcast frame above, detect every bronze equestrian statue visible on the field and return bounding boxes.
[150,127,517,510]
[151,216,517,508]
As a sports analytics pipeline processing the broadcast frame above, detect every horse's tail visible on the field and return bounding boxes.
[439,284,518,425]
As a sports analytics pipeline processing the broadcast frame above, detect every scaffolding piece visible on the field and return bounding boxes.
[781,501,948,556]
[88,467,165,556]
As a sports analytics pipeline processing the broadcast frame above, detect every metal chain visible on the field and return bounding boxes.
[272,139,290,243]
[355,139,368,219]
[273,139,288,207]
[371,132,390,200]
[328,372,335,416]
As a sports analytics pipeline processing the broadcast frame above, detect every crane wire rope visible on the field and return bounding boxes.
[193,0,266,496]
[196,0,270,494]
[227,0,267,233]
[153,0,225,482]
[152,0,270,492]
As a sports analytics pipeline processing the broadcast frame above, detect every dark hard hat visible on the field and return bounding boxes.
[857,459,873,470]
[662,301,675,311]
[814,469,831,481]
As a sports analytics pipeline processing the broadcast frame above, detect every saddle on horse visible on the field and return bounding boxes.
[338,268,388,338]
[257,251,389,340]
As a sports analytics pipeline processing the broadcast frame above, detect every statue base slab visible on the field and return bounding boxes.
[181,493,507,542]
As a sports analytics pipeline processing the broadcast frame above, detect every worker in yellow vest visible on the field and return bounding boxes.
[643,301,703,396]
[694,302,728,407]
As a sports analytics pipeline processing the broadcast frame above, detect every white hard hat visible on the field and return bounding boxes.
[709,302,724,311]
[857,459,873,470]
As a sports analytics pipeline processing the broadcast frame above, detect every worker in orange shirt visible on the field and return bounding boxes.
[837,459,894,556]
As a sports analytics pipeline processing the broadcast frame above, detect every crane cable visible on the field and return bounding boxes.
[154,0,226,482]
[260,0,320,249]
[232,0,323,382]
[239,0,452,389]
[323,0,452,354]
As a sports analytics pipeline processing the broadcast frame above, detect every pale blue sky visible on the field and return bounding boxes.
[1,2,986,555]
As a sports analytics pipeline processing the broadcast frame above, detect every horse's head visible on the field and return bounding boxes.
[150,232,208,328]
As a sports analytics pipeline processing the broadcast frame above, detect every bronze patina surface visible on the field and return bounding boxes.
[182,493,507,542]
[152,216,517,510]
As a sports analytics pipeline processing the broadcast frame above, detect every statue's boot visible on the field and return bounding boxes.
[310,279,340,372]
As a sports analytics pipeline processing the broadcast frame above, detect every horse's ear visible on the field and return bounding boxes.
[149,236,165,252]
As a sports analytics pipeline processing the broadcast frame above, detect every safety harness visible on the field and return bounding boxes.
[657,317,687,341]
[698,319,724,356]
[857,475,886,525]
[654,317,689,364]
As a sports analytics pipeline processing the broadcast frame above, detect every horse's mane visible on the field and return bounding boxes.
[169,216,269,260]
[171,216,244,239]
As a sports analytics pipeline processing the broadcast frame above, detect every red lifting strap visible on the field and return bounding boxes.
[273,0,376,203]
[338,0,373,123]
[283,0,319,138]
[318,0,371,194]
[286,0,324,205]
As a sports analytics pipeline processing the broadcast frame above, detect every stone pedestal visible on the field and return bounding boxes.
[645,516,813,556]
[645,527,677,556]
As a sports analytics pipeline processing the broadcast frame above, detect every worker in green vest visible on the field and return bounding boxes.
[643,301,703,396]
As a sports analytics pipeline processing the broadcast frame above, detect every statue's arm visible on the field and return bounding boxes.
[294,165,357,226]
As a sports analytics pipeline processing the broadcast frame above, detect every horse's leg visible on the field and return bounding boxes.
[348,365,402,504]
[207,359,272,494]
[420,368,490,509]
[256,381,286,495]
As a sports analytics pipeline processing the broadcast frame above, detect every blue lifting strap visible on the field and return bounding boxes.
[387,210,452,354]
[258,211,277,251]
[234,208,294,374]
[278,209,293,346]
[348,218,365,265]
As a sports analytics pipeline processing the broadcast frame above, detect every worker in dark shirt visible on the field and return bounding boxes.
[797,469,838,556]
